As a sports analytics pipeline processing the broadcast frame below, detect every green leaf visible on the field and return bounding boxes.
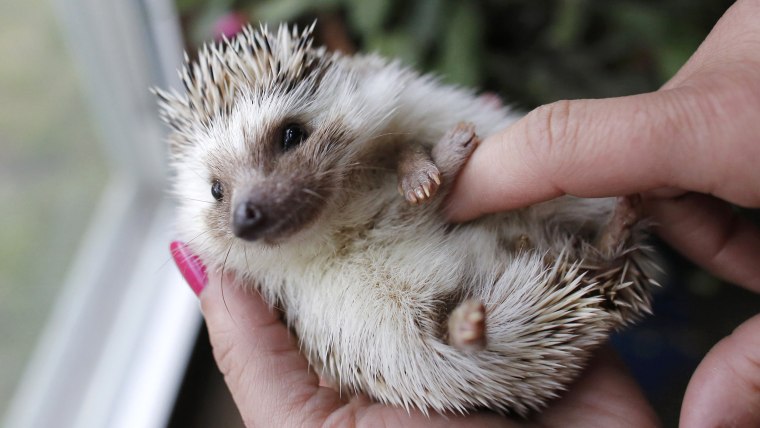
[407,0,445,51]
[608,3,668,44]
[255,0,342,23]
[183,0,238,44]
[546,0,589,48]
[175,0,206,13]
[366,30,420,66]
[435,1,483,86]
[654,32,699,81]
[346,0,393,36]
[189,6,228,44]
[208,0,236,12]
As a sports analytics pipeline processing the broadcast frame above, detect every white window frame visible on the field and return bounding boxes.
[3,1,201,427]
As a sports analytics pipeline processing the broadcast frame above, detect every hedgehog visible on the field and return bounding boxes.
[155,23,659,416]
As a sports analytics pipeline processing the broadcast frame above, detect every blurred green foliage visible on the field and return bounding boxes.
[175,0,733,109]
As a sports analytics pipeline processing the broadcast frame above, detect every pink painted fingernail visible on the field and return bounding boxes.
[170,241,207,296]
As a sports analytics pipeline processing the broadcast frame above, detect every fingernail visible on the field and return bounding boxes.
[170,241,207,296]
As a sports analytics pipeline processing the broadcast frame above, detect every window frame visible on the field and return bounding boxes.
[2,1,201,427]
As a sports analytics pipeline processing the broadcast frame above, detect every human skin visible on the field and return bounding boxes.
[192,268,658,427]
[173,0,760,426]
[447,0,760,427]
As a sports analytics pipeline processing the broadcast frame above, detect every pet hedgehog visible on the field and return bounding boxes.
[155,23,658,416]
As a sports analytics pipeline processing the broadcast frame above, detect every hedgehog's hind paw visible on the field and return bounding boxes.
[596,195,643,255]
[447,299,486,351]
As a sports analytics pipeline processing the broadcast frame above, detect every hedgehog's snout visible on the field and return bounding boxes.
[228,177,327,244]
[232,200,266,241]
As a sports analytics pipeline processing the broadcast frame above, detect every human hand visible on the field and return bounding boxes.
[447,1,760,427]
[171,241,658,427]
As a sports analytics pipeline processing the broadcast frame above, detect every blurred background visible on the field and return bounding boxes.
[0,0,107,419]
[2,0,757,427]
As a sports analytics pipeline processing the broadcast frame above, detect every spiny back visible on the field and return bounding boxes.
[155,24,331,135]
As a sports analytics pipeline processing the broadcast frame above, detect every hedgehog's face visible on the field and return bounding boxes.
[172,87,362,252]
[158,24,403,264]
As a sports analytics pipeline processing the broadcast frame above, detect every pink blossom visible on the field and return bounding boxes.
[213,12,248,40]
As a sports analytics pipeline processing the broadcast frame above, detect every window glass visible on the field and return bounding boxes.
[0,0,106,416]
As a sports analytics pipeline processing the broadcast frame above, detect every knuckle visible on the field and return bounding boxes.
[526,100,576,156]
[522,100,582,177]
[209,330,238,377]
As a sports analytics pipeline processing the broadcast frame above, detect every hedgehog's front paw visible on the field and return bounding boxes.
[398,161,441,204]
[447,299,486,351]
[432,122,480,180]
[443,122,479,150]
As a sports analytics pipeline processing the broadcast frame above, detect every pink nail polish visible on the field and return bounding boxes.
[170,241,208,296]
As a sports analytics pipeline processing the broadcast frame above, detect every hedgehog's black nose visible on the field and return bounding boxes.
[232,201,265,241]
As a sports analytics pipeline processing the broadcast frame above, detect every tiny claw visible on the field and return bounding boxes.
[467,311,484,322]
[430,172,441,186]
[397,150,441,205]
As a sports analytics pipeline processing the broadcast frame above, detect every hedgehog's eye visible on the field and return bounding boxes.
[281,123,308,152]
[211,180,224,201]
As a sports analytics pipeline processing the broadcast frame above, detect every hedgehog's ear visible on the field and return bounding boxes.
[152,87,194,154]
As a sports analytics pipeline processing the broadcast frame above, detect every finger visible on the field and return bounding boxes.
[446,91,686,220]
[680,313,760,428]
[199,273,344,426]
[537,347,659,427]
[645,193,760,293]
[447,84,760,222]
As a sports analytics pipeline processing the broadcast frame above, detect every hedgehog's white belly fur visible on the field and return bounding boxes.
[247,184,626,415]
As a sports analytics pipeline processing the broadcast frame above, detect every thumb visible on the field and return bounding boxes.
[200,273,345,426]
[170,241,344,427]
[446,89,709,221]
[680,313,760,428]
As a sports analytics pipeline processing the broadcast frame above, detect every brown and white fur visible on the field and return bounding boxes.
[156,24,658,416]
